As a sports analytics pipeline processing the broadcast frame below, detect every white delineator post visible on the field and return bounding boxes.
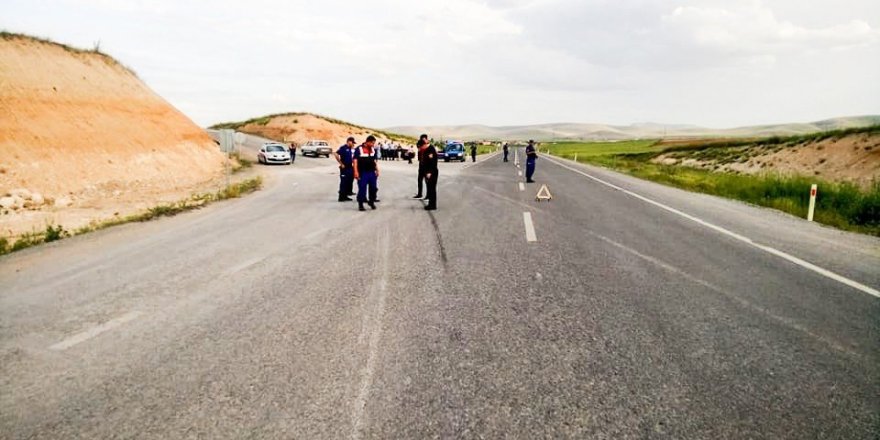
[807,184,818,222]
[574,153,578,162]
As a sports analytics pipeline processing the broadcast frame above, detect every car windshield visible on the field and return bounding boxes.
[266,145,286,152]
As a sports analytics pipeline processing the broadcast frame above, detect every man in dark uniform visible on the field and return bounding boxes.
[525,139,537,183]
[353,135,380,211]
[413,133,429,199]
[289,142,297,164]
[333,137,356,201]
[502,143,509,162]
[422,139,439,210]
[470,142,477,162]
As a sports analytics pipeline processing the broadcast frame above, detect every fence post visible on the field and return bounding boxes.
[807,184,817,222]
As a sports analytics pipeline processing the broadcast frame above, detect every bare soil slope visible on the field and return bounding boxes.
[0,34,227,238]
[654,130,880,189]
[214,113,413,147]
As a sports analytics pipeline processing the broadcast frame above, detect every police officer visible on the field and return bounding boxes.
[503,142,509,162]
[422,139,438,210]
[333,137,356,201]
[353,135,380,211]
[413,133,429,199]
[470,142,477,162]
[525,139,537,183]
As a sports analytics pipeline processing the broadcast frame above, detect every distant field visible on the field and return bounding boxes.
[546,140,662,158]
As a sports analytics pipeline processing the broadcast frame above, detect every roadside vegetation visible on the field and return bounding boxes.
[0,177,262,256]
[545,127,880,236]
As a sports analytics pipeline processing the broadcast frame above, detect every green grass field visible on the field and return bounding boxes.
[540,136,879,236]
[546,140,663,158]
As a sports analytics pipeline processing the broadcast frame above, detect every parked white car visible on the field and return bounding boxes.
[301,140,332,157]
[257,143,292,165]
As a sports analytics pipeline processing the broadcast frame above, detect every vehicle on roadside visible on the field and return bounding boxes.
[301,140,332,157]
[443,141,467,162]
[257,142,292,165]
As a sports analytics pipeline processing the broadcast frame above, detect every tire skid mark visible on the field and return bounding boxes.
[351,227,391,439]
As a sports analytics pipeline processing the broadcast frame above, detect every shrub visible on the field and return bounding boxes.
[44,224,66,242]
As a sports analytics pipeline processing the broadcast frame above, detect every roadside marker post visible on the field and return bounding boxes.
[536,184,553,202]
[807,184,818,222]
[574,153,578,162]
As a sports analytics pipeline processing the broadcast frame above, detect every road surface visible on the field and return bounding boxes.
[1,146,878,438]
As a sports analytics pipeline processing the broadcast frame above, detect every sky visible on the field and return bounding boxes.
[2,0,879,129]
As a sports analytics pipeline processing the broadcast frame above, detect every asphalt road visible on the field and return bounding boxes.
[1,146,878,439]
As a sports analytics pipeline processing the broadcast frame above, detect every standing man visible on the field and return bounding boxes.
[413,133,429,199]
[502,143,509,162]
[289,142,297,164]
[470,142,477,162]
[422,139,438,210]
[353,135,379,211]
[525,139,537,183]
[333,136,356,201]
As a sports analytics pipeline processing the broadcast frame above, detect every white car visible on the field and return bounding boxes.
[257,143,292,165]
[301,140,332,157]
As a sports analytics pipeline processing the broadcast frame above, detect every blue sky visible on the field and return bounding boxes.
[2,0,879,128]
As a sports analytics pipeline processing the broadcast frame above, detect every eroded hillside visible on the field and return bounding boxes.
[653,128,880,189]
[0,33,227,237]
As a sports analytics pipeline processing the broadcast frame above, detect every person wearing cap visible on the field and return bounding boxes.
[413,133,429,199]
[333,137,356,201]
[353,135,380,211]
[525,140,537,183]
[422,139,439,210]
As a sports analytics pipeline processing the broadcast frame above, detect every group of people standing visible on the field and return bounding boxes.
[377,142,415,163]
[333,134,437,211]
[332,135,536,212]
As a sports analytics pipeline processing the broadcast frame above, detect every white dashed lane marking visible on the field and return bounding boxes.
[523,212,537,242]
[49,311,142,351]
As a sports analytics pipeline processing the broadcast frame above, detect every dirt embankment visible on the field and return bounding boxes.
[0,34,227,238]
[654,131,880,188]
[215,113,413,148]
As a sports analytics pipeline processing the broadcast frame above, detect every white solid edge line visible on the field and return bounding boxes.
[544,156,880,299]
[523,212,537,242]
[518,182,525,191]
[49,311,143,350]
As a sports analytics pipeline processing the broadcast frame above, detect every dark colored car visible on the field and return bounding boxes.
[443,142,466,162]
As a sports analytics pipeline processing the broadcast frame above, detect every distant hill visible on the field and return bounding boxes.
[386,116,880,142]
[211,112,415,147]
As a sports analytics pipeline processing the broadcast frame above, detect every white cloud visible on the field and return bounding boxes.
[1,0,878,127]
[662,1,880,54]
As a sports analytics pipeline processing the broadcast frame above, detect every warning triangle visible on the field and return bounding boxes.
[535,184,553,201]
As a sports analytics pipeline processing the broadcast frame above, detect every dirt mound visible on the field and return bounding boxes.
[0,34,227,238]
[213,113,413,147]
[654,129,880,189]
